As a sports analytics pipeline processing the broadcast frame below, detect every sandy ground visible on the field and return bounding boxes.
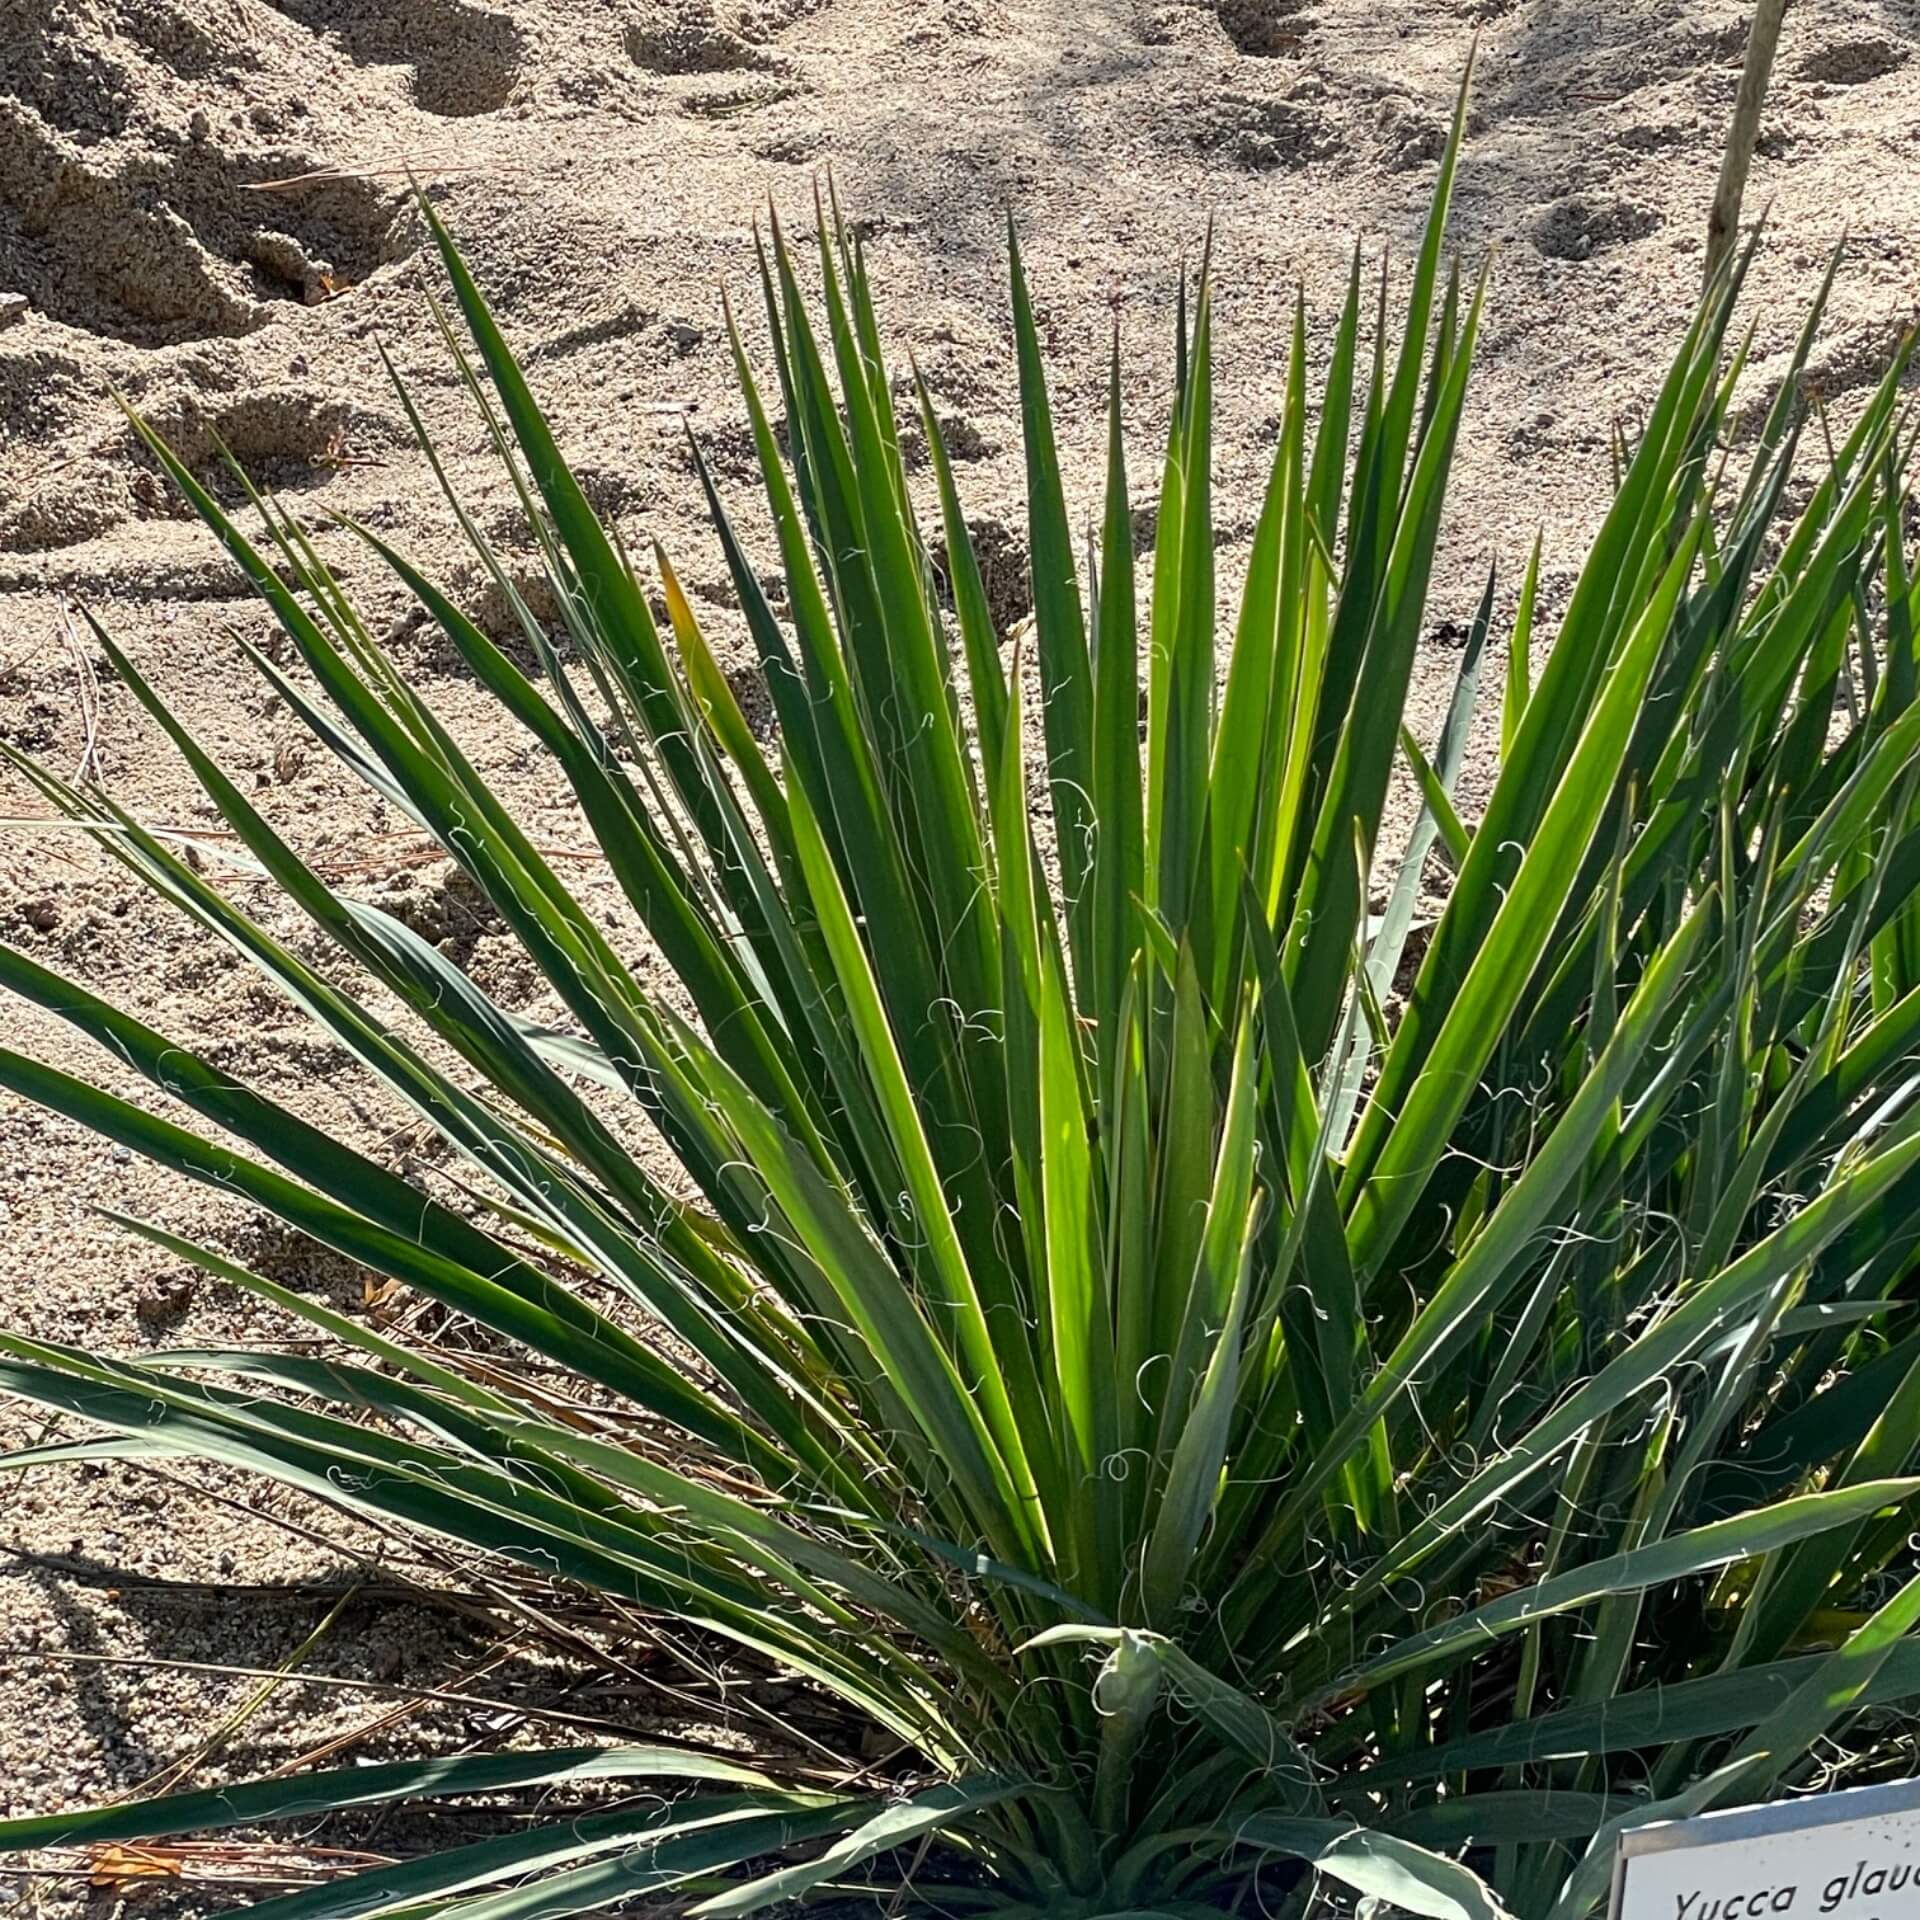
[1,0,1918,1904]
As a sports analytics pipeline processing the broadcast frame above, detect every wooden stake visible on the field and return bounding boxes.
[1706,0,1790,286]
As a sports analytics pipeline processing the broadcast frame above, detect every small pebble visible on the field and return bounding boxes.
[0,292,27,327]
[135,1279,194,1324]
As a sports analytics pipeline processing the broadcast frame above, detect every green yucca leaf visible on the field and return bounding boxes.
[239,1797,842,1920]
[1090,325,1146,1079]
[353,1800,868,1920]
[1196,1814,1510,1920]
[690,1778,1023,1918]
[1342,511,1705,1277]
[0,1749,783,1852]
[1327,1476,1920,1705]
[1010,217,1096,982]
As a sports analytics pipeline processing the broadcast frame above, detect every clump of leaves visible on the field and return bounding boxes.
[5,88,1920,1920]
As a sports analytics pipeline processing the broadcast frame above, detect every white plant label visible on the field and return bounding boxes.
[1612,1780,1920,1920]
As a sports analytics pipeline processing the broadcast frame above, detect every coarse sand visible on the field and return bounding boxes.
[1,0,1917,1905]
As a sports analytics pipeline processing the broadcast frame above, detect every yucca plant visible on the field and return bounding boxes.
[6,89,1920,1918]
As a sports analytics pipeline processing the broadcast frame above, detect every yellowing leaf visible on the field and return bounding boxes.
[89,1845,186,1890]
